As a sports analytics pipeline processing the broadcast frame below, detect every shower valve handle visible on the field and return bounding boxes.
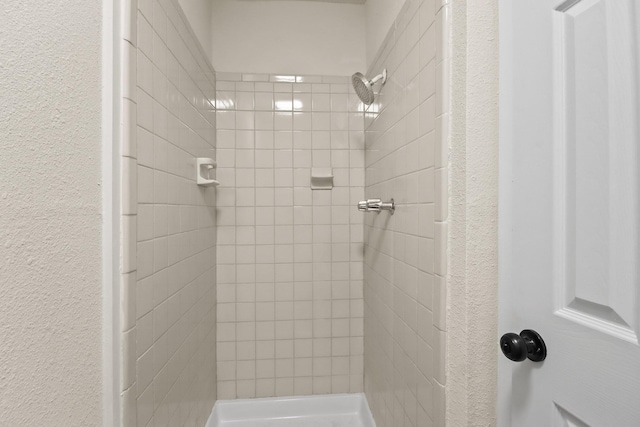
[357,198,395,215]
[366,199,383,212]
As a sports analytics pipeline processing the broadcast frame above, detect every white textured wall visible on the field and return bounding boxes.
[178,0,213,63]
[210,0,366,76]
[364,0,405,67]
[447,0,499,425]
[0,1,103,425]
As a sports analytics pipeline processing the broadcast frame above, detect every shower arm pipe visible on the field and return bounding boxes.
[370,69,387,85]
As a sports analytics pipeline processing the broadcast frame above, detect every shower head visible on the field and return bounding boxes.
[351,69,387,105]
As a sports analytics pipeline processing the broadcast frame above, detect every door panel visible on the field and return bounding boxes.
[499,0,640,425]
[553,0,640,343]
[554,404,589,427]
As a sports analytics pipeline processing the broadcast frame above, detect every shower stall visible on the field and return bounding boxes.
[118,0,450,425]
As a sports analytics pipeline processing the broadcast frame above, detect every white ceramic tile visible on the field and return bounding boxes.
[274,112,292,131]
[137,11,153,56]
[312,93,331,112]
[122,215,137,274]
[122,156,137,215]
[123,0,138,44]
[152,0,167,41]
[123,41,137,102]
[137,88,154,132]
[123,98,137,158]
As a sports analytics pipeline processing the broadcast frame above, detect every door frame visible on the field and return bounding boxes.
[497,0,516,424]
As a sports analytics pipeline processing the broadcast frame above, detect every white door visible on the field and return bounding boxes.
[499,0,640,426]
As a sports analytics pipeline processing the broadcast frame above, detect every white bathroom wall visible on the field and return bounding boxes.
[364,0,406,67]
[120,0,218,425]
[215,72,365,399]
[178,0,214,63]
[363,0,449,426]
[210,0,366,76]
[0,1,103,425]
[448,0,499,425]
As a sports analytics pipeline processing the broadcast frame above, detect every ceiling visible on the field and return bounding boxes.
[240,0,367,4]
[304,0,366,3]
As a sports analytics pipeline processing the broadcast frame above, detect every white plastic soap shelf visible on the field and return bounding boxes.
[196,158,219,186]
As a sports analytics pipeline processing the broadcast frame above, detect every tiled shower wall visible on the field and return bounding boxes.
[120,0,217,425]
[363,0,449,426]
[215,74,365,399]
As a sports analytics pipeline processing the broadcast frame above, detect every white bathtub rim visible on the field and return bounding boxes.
[206,392,375,426]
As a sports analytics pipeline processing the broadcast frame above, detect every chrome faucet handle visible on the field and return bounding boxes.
[356,198,395,215]
[366,199,382,212]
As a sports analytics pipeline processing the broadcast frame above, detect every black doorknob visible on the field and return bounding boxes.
[500,329,547,362]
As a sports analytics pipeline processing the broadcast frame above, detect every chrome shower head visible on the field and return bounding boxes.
[351,69,387,105]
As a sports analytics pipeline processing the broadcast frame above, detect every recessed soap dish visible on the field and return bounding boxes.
[310,167,333,190]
